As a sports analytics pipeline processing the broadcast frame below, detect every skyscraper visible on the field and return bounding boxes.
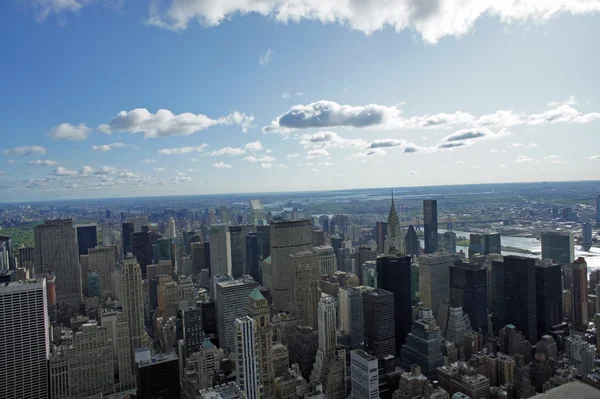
[210,224,232,277]
[355,246,376,285]
[290,250,320,329]
[582,222,593,249]
[247,288,275,398]
[216,276,259,352]
[492,256,537,341]
[450,260,489,334]
[386,191,401,253]
[375,221,388,255]
[405,225,419,259]
[400,308,444,376]
[423,200,438,254]
[339,285,366,346]
[121,257,148,361]
[419,253,452,317]
[314,245,336,276]
[136,352,180,399]
[0,235,14,270]
[191,241,209,277]
[122,222,134,255]
[377,255,412,354]
[350,349,379,399]
[131,231,156,278]
[34,219,81,306]
[88,246,115,298]
[167,217,176,239]
[439,231,457,254]
[0,279,49,399]
[572,257,588,330]
[230,225,256,278]
[126,216,148,233]
[76,224,98,256]
[535,260,563,340]
[270,219,313,311]
[234,317,261,399]
[246,233,261,283]
[541,231,574,264]
[250,199,266,225]
[362,289,395,359]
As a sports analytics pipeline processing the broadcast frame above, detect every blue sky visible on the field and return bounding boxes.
[1,1,600,201]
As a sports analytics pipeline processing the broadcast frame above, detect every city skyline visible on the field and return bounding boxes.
[2,2,600,201]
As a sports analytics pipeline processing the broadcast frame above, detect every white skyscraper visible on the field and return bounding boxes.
[121,257,149,365]
[314,245,337,276]
[339,285,366,346]
[167,217,177,239]
[216,276,259,352]
[88,246,115,298]
[0,279,50,399]
[210,224,232,276]
[419,253,452,317]
[100,309,136,392]
[235,316,261,399]
[350,349,379,399]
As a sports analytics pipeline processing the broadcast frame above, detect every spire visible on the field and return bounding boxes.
[391,187,395,206]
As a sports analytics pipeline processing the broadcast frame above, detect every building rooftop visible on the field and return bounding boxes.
[137,351,178,368]
[0,278,45,292]
[249,287,265,301]
[531,382,600,398]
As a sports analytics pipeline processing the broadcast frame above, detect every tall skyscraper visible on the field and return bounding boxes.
[362,289,395,359]
[290,250,320,329]
[230,225,256,278]
[377,255,412,354]
[386,192,401,253]
[270,219,313,311]
[88,246,115,298]
[167,217,176,239]
[535,260,563,340]
[234,317,261,399]
[131,231,156,278]
[100,309,136,392]
[400,308,444,376]
[541,231,574,265]
[375,221,388,255]
[126,216,148,233]
[450,260,489,334]
[423,200,438,254]
[246,233,261,283]
[34,219,81,306]
[0,279,49,399]
[439,231,457,254]
[582,222,593,249]
[572,257,588,330]
[0,235,15,270]
[121,257,148,361]
[122,222,134,255]
[210,224,232,277]
[405,225,419,259]
[76,224,98,256]
[136,352,180,399]
[191,241,209,277]
[339,285,366,346]
[419,253,452,317]
[250,199,266,225]
[247,288,275,398]
[314,245,336,276]
[492,256,537,341]
[350,349,379,399]
[355,246,376,285]
[216,276,259,352]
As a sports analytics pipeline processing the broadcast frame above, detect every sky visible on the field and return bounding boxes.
[1,1,600,201]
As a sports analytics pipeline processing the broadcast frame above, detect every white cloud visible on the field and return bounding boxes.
[50,123,90,141]
[243,155,276,163]
[154,167,167,173]
[589,155,600,160]
[147,1,600,43]
[368,139,406,149]
[172,176,193,183]
[299,131,367,149]
[279,164,288,168]
[548,95,577,107]
[282,92,291,99]
[210,147,246,156]
[348,148,387,158]
[342,87,352,92]
[259,49,274,65]
[512,142,537,148]
[158,145,208,155]
[306,149,330,159]
[2,146,46,156]
[515,155,534,163]
[319,162,335,167]
[95,166,118,175]
[409,171,420,175]
[298,162,314,166]
[3,160,15,165]
[213,161,232,168]
[142,159,157,164]
[287,153,300,159]
[527,105,579,125]
[456,161,464,165]
[54,166,78,176]
[295,92,303,96]
[0,170,7,176]
[543,155,563,161]
[92,142,132,152]
[260,163,273,168]
[244,141,263,152]
[98,108,254,137]
[28,160,58,166]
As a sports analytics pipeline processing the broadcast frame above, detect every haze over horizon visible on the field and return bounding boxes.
[2,1,600,201]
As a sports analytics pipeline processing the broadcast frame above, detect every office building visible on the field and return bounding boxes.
[136,351,180,399]
[436,362,490,399]
[191,241,210,277]
[216,276,259,352]
[250,199,266,225]
[314,245,336,276]
[19,246,35,271]
[0,236,14,270]
[247,288,275,397]
[492,256,537,341]
[234,317,261,399]
[0,279,49,399]
[76,223,98,256]
[350,349,379,399]
[423,200,438,254]
[419,253,452,316]
[535,260,563,339]
[180,306,203,356]
[35,219,82,307]
[88,270,100,297]
[290,250,320,329]
[100,309,136,392]
[376,221,388,255]
[572,257,588,330]
[127,216,149,233]
[122,222,134,255]
[355,245,376,285]
[88,246,115,298]
[377,255,412,354]
[400,308,444,376]
[565,335,596,376]
[167,217,176,239]
[132,231,156,278]
[210,224,232,277]
[270,219,313,311]
[246,233,261,283]
[541,231,574,264]
[582,222,593,249]
[439,231,457,254]
[339,285,366,346]
[405,225,419,258]
[230,225,256,278]
[362,289,395,359]
[450,260,488,334]
[313,229,326,246]
[386,193,401,254]
[256,225,271,260]
[272,342,289,378]
[122,257,149,359]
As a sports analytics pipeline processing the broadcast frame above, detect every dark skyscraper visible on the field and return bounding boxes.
[405,225,419,259]
[484,233,501,255]
[572,257,588,330]
[363,289,396,359]
[423,200,438,254]
[122,222,134,255]
[535,261,563,340]
[136,352,180,399]
[246,232,261,283]
[256,225,271,260]
[229,225,255,278]
[596,195,600,223]
[376,255,412,355]
[131,231,155,278]
[320,215,330,234]
[76,224,97,256]
[355,245,376,285]
[492,256,537,341]
[450,260,489,334]
[190,241,208,277]
[375,221,388,255]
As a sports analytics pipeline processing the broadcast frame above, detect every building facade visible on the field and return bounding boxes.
[423,200,438,254]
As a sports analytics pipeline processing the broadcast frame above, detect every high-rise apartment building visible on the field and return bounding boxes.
[541,231,574,265]
[230,225,256,278]
[216,276,259,352]
[234,317,261,399]
[34,219,81,306]
[247,288,275,398]
[572,257,588,330]
[362,289,396,359]
[535,260,563,340]
[290,250,320,329]
[270,219,313,311]
[492,256,537,341]
[350,349,379,399]
[450,260,489,334]
[76,224,98,256]
[122,257,148,362]
[314,245,336,276]
[210,224,232,277]
[377,255,412,354]
[423,200,438,254]
[419,253,452,317]
[339,285,366,346]
[88,246,115,298]
[0,279,49,399]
